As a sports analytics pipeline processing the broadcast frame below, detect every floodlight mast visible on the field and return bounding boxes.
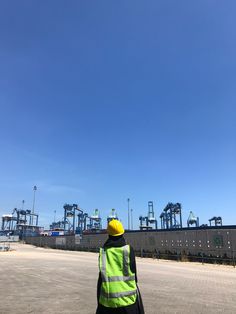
[32,186,37,225]
[127,198,130,230]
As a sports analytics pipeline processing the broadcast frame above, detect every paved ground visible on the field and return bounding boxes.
[0,243,236,314]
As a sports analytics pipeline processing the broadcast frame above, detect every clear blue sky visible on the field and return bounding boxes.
[0,1,235,229]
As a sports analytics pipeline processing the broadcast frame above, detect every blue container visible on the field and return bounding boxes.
[51,231,60,236]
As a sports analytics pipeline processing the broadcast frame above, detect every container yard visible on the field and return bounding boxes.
[1,201,236,265]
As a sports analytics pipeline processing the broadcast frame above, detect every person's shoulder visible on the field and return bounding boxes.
[125,242,133,249]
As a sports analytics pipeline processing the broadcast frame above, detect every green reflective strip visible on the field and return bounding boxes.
[101,289,137,299]
[123,245,129,277]
[102,275,135,282]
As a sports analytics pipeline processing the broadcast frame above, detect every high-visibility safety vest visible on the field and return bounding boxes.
[99,244,137,308]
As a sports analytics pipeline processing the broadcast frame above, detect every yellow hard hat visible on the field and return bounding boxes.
[107,219,124,236]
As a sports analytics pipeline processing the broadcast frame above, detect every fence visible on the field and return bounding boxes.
[138,249,236,267]
[0,235,19,251]
[24,235,236,267]
[0,235,19,242]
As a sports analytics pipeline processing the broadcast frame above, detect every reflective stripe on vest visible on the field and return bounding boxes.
[101,275,136,282]
[100,289,137,299]
[99,244,137,308]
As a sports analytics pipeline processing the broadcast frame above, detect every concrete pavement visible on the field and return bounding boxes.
[0,243,236,314]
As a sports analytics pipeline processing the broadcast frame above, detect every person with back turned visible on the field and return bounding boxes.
[96,219,145,314]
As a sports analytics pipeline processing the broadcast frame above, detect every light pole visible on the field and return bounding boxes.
[32,186,37,225]
[54,210,56,223]
[131,208,133,230]
[127,198,130,230]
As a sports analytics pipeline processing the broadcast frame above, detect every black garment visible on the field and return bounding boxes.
[96,235,145,314]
